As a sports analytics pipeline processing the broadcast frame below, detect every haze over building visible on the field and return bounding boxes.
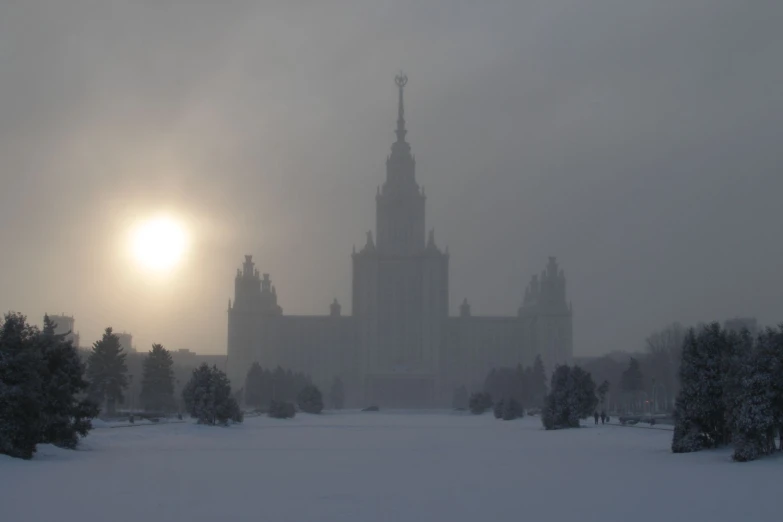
[227,75,573,407]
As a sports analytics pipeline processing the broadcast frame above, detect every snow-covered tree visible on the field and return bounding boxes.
[621,357,644,412]
[244,362,265,410]
[671,323,732,453]
[502,398,524,420]
[139,344,175,414]
[0,314,97,459]
[0,313,44,459]
[182,363,242,425]
[86,328,129,416]
[297,384,324,414]
[729,329,778,461]
[469,392,492,414]
[330,376,345,409]
[493,398,504,419]
[268,400,296,419]
[37,316,98,449]
[541,365,597,430]
[529,355,548,407]
[597,380,610,411]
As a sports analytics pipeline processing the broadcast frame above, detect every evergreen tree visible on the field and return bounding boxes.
[530,355,548,407]
[621,357,644,412]
[182,363,242,425]
[541,365,598,430]
[597,380,610,411]
[730,329,777,461]
[330,376,345,409]
[671,324,732,453]
[0,313,43,459]
[268,400,296,419]
[244,362,265,410]
[502,397,524,420]
[86,327,129,416]
[297,384,324,414]
[469,392,492,414]
[272,366,286,401]
[37,316,98,448]
[139,344,175,414]
[493,398,504,419]
[452,385,469,410]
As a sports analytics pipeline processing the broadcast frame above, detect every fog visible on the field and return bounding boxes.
[1,0,781,356]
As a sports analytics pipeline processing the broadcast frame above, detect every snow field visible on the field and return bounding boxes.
[0,411,779,522]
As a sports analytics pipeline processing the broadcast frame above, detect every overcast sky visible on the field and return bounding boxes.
[1,0,781,356]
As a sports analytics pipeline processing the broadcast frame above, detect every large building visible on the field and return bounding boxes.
[227,75,573,407]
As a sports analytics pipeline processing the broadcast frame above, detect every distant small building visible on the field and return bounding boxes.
[171,348,226,370]
[116,332,136,353]
[46,314,80,348]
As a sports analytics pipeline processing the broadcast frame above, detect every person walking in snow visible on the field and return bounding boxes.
[594,411,599,424]
[601,411,606,424]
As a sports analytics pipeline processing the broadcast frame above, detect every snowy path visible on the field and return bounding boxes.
[0,412,780,522]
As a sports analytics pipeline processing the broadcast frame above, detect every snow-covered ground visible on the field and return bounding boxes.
[1,411,780,522]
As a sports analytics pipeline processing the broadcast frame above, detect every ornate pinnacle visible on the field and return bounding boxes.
[395,71,408,142]
[395,71,408,89]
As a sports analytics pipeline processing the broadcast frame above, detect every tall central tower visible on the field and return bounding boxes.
[352,73,449,407]
[376,73,426,255]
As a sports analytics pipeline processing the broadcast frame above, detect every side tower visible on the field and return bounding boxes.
[519,256,573,373]
[353,73,449,407]
[227,255,282,387]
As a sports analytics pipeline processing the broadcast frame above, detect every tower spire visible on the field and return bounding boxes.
[395,71,408,142]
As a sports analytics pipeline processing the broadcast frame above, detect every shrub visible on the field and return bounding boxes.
[469,392,493,414]
[297,385,324,414]
[268,400,296,419]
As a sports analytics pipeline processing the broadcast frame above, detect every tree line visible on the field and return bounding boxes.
[454,355,549,414]
[460,353,603,429]
[244,362,345,416]
[1,313,243,460]
[672,323,783,462]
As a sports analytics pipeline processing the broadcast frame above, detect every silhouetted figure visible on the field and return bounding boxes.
[601,411,606,424]
[594,411,599,424]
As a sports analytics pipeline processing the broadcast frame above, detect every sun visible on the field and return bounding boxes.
[130,215,189,272]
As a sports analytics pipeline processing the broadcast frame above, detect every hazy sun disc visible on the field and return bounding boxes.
[131,216,188,271]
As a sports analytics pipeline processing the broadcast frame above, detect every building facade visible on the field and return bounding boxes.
[227,75,573,407]
[48,314,80,349]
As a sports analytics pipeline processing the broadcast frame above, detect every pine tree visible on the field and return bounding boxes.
[330,376,345,409]
[244,362,265,410]
[37,316,98,449]
[541,365,597,430]
[268,400,296,419]
[530,355,547,407]
[671,324,731,453]
[730,329,777,461]
[502,397,524,420]
[597,380,610,411]
[86,327,129,416]
[182,363,242,425]
[621,357,644,412]
[493,398,504,419]
[297,384,324,414]
[272,366,286,401]
[0,313,43,459]
[139,344,175,414]
[469,392,492,414]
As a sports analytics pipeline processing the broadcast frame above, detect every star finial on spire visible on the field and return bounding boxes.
[395,71,408,142]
